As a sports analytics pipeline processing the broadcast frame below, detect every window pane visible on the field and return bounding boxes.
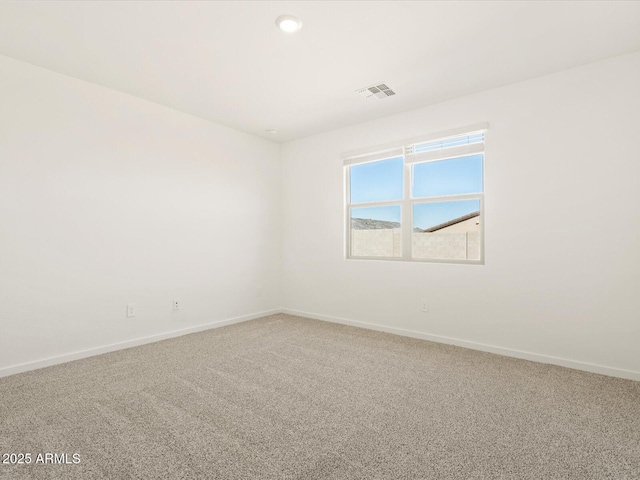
[413,133,484,154]
[350,157,403,204]
[412,154,483,198]
[412,200,481,261]
[350,205,401,258]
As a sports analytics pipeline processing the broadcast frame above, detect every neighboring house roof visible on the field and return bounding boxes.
[420,211,480,233]
[351,218,400,230]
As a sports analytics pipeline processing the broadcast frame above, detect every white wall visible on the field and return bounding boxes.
[2,51,639,380]
[0,55,281,372]
[281,52,640,378]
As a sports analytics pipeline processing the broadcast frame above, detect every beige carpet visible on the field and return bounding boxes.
[1,313,639,479]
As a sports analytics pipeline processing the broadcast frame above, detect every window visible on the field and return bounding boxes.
[344,123,486,263]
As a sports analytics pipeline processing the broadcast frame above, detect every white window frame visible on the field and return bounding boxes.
[343,122,488,264]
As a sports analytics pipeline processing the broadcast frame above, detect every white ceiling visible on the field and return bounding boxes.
[1,1,640,142]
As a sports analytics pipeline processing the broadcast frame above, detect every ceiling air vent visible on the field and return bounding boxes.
[356,82,396,100]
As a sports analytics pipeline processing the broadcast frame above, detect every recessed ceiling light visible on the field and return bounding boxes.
[266,129,278,135]
[275,15,302,33]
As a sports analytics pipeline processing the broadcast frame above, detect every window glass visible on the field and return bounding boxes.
[412,154,483,198]
[412,200,481,261]
[413,133,484,154]
[350,157,403,204]
[344,127,485,264]
[350,205,401,258]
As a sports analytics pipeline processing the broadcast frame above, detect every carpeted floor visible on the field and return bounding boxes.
[1,313,639,479]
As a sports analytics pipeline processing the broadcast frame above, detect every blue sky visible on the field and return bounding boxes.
[350,154,482,229]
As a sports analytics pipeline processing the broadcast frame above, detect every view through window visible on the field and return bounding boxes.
[344,126,486,263]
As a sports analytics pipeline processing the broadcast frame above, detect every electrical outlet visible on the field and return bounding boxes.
[421,299,429,313]
[126,303,137,318]
[173,299,180,310]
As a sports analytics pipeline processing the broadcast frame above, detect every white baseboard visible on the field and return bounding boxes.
[4,308,638,383]
[281,308,640,382]
[0,309,281,378]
